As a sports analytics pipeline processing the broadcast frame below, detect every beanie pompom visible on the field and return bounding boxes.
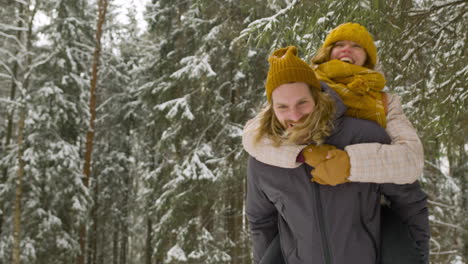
[270,46,297,59]
[265,46,321,102]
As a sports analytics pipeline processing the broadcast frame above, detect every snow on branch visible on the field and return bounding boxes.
[170,53,216,79]
[134,79,172,96]
[0,72,12,79]
[0,46,20,62]
[0,22,28,32]
[69,73,89,88]
[167,244,188,262]
[66,47,77,72]
[232,0,300,45]
[408,0,467,16]
[14,0,28,5]
[456,65,468,76]
[24,51,59,81]
[181,153,215,180]
[0,98,21,106]
[154,96,195,120]
[427,200,458,209]
[424,159,460,192]
[0,31,27,50]
[429,218,468,233]
[0,58,15,76]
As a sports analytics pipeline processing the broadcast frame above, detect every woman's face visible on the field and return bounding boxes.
[330,40,367,67]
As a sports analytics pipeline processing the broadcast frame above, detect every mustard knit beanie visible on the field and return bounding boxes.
[322,23,377,67]
[265,46,321,102]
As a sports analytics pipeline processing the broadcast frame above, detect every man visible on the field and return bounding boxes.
[245,46,429,264]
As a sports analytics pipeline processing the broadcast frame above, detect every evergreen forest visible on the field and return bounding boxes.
[0,0,466,263]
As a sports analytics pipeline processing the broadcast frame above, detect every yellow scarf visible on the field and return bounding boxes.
[315,60,387,127]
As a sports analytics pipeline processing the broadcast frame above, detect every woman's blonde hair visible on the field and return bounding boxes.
[255,84,335,146]
[310,45,375,70]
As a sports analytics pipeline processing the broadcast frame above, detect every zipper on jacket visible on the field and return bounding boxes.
[358,192,379,264]
[314,183,332,264]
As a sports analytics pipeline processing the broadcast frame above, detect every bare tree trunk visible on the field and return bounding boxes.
[119,208,128,264]
[87,179,99,264]
[226,174,243,264]
[11,108,26,264]
[97,226,106,264]
[145,217,152,264]
[113,227,119,264]
[78,0,108,263]
[456,144,467,259]
[119,228,128,264]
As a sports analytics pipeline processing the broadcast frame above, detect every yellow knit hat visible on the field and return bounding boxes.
[322,23,377,67]
[265,46,321,102]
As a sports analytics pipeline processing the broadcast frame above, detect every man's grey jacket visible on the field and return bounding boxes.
[245,86,429,264]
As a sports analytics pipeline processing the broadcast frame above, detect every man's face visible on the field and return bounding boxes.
[330,40,367,67]
[271,82,316,130]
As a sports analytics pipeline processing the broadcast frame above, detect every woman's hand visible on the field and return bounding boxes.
[302,144,336,166]
[312,149,350,186]
[302,145,350,186]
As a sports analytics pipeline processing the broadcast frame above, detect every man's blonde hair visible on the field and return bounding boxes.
[255,84,335,146]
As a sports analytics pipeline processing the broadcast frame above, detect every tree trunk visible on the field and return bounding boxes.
[97,217,106,264]
[121,157,133,264]
[145,217,152,264]
[0,26,20,245]
[78,0,108,263]
[11,1,37,262]
[226,174,243,264]
[119,205,128,264]
[87,179,99,264]
[0,0,25,242]
[228,77,243,263]
[456,143,467,259]
[119,227,128,264]
[113,227,119,264]
[11,107,26,264]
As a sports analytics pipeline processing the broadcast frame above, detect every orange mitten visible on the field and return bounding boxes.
[311,149,351,186]
[302,144,336,167]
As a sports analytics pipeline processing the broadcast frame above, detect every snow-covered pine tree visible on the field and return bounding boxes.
[1,0,96,262]
[82,1,144,261]
[132,0,277,263]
